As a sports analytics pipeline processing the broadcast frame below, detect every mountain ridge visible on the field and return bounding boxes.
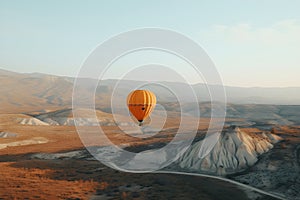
[0,68,300,114]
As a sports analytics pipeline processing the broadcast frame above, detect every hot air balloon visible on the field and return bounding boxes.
[127,90,156,126]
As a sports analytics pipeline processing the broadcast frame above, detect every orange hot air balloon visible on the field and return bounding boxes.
[127,90,156,126]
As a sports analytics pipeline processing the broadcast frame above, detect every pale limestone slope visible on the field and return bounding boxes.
[19,117,49,126]
[179,127,282,175]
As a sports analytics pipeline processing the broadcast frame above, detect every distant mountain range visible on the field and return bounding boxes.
[0,68,300,113]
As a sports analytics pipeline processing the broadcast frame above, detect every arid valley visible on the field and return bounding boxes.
[0,70,299,200]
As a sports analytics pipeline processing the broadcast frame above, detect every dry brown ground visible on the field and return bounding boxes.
[0,114,279,200]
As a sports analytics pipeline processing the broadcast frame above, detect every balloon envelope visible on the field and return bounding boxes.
[127,90,156,124]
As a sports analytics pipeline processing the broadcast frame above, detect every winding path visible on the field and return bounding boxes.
[154,170,287,200]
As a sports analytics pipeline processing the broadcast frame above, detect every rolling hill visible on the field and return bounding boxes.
[1,69,300,114]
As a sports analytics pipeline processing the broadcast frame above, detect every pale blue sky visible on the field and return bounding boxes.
[1,0,300,87]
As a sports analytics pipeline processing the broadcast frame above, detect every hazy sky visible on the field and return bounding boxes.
[1,0,300,87]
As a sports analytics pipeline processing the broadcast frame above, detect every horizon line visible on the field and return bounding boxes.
[1,67,300,89]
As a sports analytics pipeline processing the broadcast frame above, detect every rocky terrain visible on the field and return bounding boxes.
[24,125,300,199]
[230,126,300,200]
[32,108,113,126]
[0,131,16,138]
[0,114,282,200]
[178,127,282,175]
[18,117,49,126]
[0,69,299,199]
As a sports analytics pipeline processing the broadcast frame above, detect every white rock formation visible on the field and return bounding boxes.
[0,137,48,149]
[262,132,282,143]
[178,127,282,175]
[0,132,17,138]
[33,108,119,126]
[19,118,49,125]
[31,150,84,160]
